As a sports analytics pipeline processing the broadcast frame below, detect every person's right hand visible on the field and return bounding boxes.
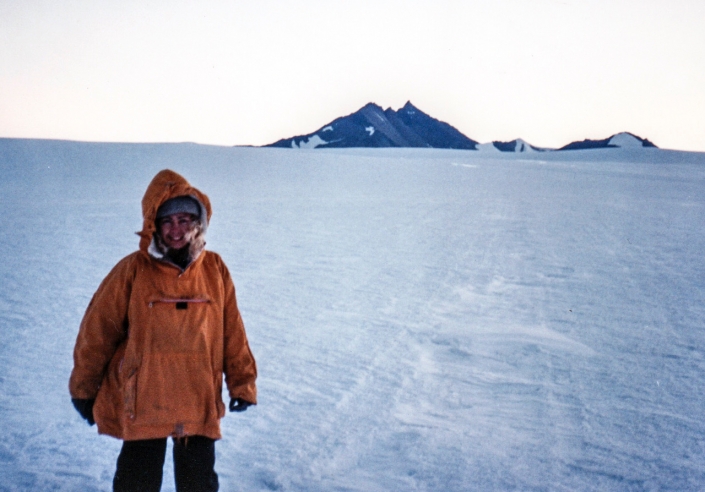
[72,398,96,425]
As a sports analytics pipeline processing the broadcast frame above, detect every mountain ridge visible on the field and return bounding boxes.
[264,102,658,152]
[267,101,478,150]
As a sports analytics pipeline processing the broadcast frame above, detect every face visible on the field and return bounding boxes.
[158,212,195,250]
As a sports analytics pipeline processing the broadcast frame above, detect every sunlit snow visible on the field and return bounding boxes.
[1,140,704,491]
[512,138,534,152]
[476,142,501,153]
[291,134,327,149]
[608,132,644,148]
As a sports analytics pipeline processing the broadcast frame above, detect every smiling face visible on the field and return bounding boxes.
[158,212,196,250]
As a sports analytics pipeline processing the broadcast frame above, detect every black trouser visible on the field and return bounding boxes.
[113,436,219,492]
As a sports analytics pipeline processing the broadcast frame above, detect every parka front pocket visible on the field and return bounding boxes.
[145,297,213,354]
[123,365,138,420]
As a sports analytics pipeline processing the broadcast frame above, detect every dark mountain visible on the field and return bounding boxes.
[266,101,479,150]
[558,132,657,150]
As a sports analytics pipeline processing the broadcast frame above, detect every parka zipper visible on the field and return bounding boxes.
[148,298,210,308]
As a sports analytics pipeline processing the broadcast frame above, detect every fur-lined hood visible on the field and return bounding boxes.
[137,169,212,263]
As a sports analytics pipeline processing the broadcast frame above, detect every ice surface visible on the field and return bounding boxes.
[1,140,704,491]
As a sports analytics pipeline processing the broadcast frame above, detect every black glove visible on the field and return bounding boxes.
[72,398,96,425]
[229,398,253,412]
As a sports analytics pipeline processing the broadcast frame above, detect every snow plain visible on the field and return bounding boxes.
[1,139,704,491]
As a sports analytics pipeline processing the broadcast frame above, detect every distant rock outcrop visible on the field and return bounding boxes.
[558,132,657,150]
[265,102,479,150]
[491,138,547,153]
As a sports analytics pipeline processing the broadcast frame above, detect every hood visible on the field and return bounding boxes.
[137,169,212,255]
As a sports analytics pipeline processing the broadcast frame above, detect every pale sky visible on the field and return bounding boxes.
[1,0,704,151]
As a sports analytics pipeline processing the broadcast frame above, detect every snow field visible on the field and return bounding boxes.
[1,140,704,490]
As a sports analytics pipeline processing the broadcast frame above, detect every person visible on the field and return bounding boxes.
[69,169,257,492]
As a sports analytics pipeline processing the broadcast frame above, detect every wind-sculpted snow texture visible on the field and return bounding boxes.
[1,140,704,491]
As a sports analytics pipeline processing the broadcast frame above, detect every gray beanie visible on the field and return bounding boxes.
[156,195,201,219]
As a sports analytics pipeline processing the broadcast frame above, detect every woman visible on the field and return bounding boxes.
[69,169,257,491]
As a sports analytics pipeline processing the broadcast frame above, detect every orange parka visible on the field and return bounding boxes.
[69,169,257,441]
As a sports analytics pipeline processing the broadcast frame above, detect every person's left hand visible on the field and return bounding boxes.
[229,398,253,412]
[72,398,96,425]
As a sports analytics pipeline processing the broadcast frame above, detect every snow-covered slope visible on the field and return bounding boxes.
[1,139,704,491]
[607,132,651,148]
